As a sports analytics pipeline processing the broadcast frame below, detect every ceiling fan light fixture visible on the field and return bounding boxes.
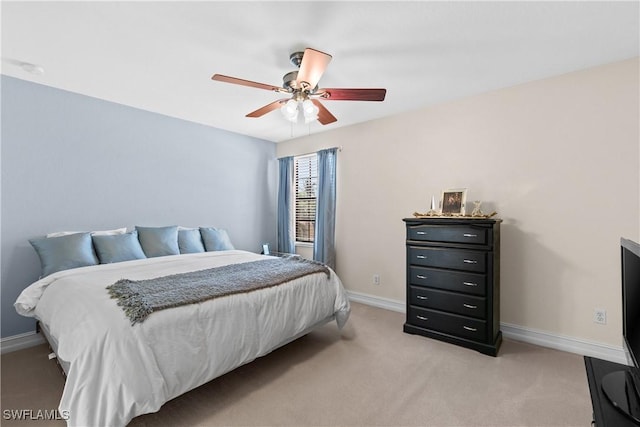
[280,99,299,122]
[302,99,319,123]
[302,99,316,114]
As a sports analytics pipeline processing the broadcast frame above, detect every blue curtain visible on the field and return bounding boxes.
[277,156,295,254]
[313,148,337,269]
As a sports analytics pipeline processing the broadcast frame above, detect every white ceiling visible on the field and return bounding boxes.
[2,1,638,143]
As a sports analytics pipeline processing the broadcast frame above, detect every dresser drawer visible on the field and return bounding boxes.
[408,306,487,341]
[409,266,486,296]
[408,246,487,273]
[407,225,488,245]
[409,286,486,319]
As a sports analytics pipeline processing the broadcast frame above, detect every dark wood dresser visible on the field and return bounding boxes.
[402,217,502,356]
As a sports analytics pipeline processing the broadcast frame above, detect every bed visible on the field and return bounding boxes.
[15,247,350,427]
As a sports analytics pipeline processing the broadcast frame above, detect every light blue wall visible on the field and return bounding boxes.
[1,75,277,338]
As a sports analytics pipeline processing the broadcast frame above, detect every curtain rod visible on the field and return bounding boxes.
[277,146,342,160]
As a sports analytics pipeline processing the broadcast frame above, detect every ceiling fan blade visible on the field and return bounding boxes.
[246,99,289,118]
[212,74,282,92]
[311,100,337,125]
[296,48,332,90]
[320,88,387,101]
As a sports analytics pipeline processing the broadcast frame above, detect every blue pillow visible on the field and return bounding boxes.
[178,228,205,254]
[92,231,147,264]
[200,227,235,251]
[29,232,99,277]
[135,226,180,258]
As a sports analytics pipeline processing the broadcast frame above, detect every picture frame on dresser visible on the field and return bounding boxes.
[440,188,467,215]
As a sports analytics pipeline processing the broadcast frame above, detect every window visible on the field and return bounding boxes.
[294,153,317,243]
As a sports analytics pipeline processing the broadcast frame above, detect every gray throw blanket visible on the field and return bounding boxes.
[107,257,330,325]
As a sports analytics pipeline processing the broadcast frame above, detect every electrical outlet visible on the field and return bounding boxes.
[373,274,380,286]
[594,308,607,325]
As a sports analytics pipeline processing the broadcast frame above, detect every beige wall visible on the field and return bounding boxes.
[277,58,639,347]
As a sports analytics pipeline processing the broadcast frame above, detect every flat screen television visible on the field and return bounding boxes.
[601,237,640,424]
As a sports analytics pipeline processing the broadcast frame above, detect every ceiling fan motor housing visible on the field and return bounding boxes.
[282,70,319,94]
[282,71,299,92]
[283,51,320,93]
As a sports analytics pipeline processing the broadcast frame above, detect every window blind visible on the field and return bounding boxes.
[294,154,317,243]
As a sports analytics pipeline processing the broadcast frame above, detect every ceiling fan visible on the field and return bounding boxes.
[211,47,386,125]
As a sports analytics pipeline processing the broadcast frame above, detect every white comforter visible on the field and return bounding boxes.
[15,250,351,427]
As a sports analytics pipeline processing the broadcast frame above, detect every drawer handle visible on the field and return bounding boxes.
[463,259,478,264]
[416,315,428,321]
[463,303,477,309]
[416,231,427,235]
[463,233,477,238]
[416,255,427,259]
[463,282,478,287]
[416,295,428,300]
[463,326,477,332]
[416,275,427,279]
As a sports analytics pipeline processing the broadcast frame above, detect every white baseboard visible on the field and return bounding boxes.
[1,331,45,354]
[347,291,627,364]
[347,291,405,313]
[501,322,627,364]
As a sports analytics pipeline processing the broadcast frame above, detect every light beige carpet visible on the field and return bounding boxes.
[1,303,592,426]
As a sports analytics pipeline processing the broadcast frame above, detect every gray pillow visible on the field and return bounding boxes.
[135,226,180,258]
[93,231,147,264]
[178,228,205,254]
[200,227,235,251]
[29,232,98,277]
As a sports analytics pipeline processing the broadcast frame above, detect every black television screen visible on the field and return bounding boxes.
[601,237,640,424]
[623,238,640,369]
